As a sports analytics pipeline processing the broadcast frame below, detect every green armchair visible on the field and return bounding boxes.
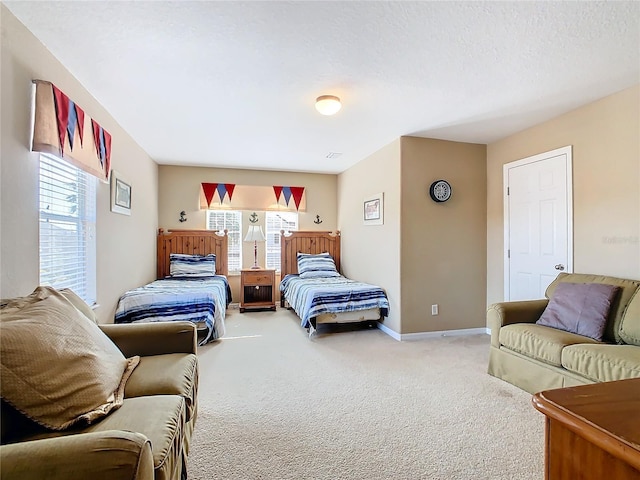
[1,317,199,480]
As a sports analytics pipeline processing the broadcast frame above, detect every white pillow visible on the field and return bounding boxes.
[297,252,340,279]
[169,253,216,277]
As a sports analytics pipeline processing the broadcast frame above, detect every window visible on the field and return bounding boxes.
[39,154,97,304]
[265,211,298,271]
[207,210,242,273]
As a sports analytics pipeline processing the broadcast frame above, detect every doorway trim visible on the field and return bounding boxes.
[503,145,573,301]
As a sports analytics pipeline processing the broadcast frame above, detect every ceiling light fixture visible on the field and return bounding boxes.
[315,95,342,116]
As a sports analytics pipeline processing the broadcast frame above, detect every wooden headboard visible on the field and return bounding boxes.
[280,230,341,277]
[157,229,229,279]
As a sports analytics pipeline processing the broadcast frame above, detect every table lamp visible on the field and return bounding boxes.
[244,225,266,269]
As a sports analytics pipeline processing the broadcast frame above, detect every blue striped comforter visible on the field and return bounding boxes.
[115,276,231,345]
[280,274,389,328]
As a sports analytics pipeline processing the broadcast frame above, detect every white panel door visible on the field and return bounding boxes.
[504,147,573,301]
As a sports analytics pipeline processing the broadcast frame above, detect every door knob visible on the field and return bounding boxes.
[554,264,565,271]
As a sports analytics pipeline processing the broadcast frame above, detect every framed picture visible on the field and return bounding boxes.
[110,171,131,215]
[363,192,383,225]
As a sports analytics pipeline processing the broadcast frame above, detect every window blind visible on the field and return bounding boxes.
[39,153,97,304]
[207,210,242,272]
[265,212,298,271]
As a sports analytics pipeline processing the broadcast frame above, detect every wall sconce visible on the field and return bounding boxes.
[179,211,187,223]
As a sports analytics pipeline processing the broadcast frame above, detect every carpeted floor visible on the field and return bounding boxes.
[188,308,544,479]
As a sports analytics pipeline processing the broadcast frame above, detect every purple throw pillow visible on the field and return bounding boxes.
[536,282,620,341]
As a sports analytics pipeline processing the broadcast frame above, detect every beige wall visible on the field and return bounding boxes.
[5,3,635,330]
[158,165,338,300]
[487,85,640,305]
[337,140,402,333]
[400,137,487,334]
[0,7,159,322]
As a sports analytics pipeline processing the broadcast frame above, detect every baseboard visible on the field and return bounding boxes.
[376,322,402,340]
[376,323,490,341]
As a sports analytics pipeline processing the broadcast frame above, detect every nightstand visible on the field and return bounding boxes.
[240,268,276,313]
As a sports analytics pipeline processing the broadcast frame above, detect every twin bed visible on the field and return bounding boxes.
[114,229,231,345]
[114,229,388,340]
[279,230,389,333]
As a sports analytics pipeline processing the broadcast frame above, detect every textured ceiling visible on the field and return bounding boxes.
[5,1,639,174]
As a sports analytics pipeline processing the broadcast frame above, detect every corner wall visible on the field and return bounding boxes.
[0,6,159,322]
[487,85,640,305]
[400,137,487,334]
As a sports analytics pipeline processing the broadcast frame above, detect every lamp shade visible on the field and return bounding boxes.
[244,225,266,242]
[315,95,341,116]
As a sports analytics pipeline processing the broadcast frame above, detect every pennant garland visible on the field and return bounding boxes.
[103,129,112,176]
[273,186,305,210]
[67,100,77,150]
[91,120,102,167]
[99,127,106,163]
[91,119,112,170]
[225,183,236,200]
[51,86,69,156]
[273,186,283,202]
[201,183,236,208]
[51,85,86,156]
[76,105,85,147]
[202,183,217,207]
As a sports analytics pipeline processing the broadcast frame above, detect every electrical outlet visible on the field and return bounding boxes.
[431,304,438,315]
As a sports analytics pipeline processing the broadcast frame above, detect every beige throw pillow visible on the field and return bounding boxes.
[59,287,98,323]
[1,287,139,430]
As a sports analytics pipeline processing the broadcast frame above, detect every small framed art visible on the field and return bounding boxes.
[363,192,383,225]
[110,171,131,215]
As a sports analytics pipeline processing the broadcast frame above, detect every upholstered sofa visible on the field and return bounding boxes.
[487,273,640,394]
[0,287,199,480]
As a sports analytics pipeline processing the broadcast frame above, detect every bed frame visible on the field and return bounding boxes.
[280,229,339,316]
[279,230,380,331]
[280,230,340,310]
[280,230,341,278]
[157,229,229,279]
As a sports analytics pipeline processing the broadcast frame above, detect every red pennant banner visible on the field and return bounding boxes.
[90,119,112,174]
[225,184,236,200]
[274,185,304,209]
[290,187,305,210]
[201,183,218,207]
[91,119,102,164]
[75,105,85,146]
[51,85,70,155]
[103,129,112,176]
[33,81,111,181]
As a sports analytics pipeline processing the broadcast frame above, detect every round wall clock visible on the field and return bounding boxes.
[429,180,452,203]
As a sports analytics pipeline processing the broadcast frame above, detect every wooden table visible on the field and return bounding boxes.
[239,268,276,312]
[532,378,640,480]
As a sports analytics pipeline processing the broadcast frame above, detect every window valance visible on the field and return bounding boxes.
[200,183,306,212]
[31,80,111,181]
